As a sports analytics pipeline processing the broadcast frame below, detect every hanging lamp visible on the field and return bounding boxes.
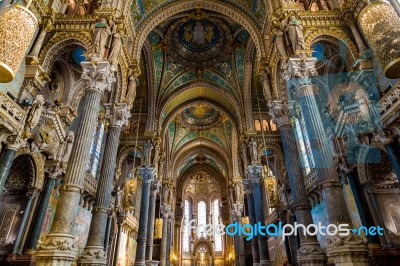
[0,0,37,83]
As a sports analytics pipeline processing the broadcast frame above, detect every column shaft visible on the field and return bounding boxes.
[0,148,17,191]
[145,182,159,262]
[245,189,260,263]
[113,223,123,266]
[134,168,155,266]
[80,125,122,265]
[11,192,35,254]
[384,142,400,181]
[25,176,57,251]
[159,205,171,266]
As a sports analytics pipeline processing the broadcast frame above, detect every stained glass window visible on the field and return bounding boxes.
[183,200,191,252]
[293,117,313,174]
[197,201,207,238]
[87,121,105,178]
[212,199,222,251]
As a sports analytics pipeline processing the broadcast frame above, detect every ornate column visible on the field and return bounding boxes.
[35,58,115,265]
[284,58,369,265]
[26,19,53,63]
[160,204,172,266]
[343,11,368,57]
[145,180,161,266]
[134,167,156,266]
[373,131,400,181]
[24,163,63,252]
[246,166,271,266]
[269,101,325,265]
[0,136,25,191]
[113,213,126,266]
[79,103,130,265]
[9,189,38,255]
[243,179,260,264]
[231,203,246,266]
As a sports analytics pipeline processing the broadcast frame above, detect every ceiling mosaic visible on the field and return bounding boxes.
[180,103,221,130]
[165,15,233,69]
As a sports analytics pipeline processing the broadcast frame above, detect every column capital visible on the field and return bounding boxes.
[373,130,395,145]
[283,57,318,88]
[161,204,172,218]
[81,59,116,95]
[44,160,66,179]
[150,179,161,195]
[6,135,26,151]
[139,167,155,184]
[106,102,131,128]
[246,165,263,184]
[268,100,291,127]
[231,203,243,217]
[242,179,253,194]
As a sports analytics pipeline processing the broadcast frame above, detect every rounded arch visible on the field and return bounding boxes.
[39,33,92,73]
[13,146,46,190]
[173,141,229,176]
[192,238,214,254]
[132,0,265,61]
[304,29,359,65]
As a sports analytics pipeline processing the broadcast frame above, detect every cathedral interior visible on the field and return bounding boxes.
[1,0,400,265]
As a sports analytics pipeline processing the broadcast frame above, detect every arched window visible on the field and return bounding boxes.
[197,201,207,238]
[212,199,222,251]
[293,116,315,175]
[87,120,105,178]
[183,200,191,252]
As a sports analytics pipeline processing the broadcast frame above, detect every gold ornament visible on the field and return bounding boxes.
[359,0,400,79]
[123,177,137,211]
[0,4,37,83]
[241,216,250,233]
[154,218,163,239]
[262,165,279,208]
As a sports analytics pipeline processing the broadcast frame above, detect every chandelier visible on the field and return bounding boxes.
[123,176,138,211]
[262,165,279,208]
[0,1,37,83]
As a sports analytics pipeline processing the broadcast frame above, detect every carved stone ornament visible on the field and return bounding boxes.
[79,247,107,260]
[108,103,131,128]
[283,57,318,88]
[325,234,368,249]
[36,233,77,252]
[81,59,116,94]
[268,100,291,127]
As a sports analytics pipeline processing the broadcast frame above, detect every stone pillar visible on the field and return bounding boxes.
[27,19,53,62]
[160,204,172,266]
[166,215,173,266]
[79,103,130,265]
[113,213,125,266]
[343,12,368,56]
[134,167,156,266]
[284,57,369,265]
[35,59,115,265]
[243,180,260,264]
[269,101,325,265]
[0,136,25,191]
[246,166,271,266]
[145,180,161,265]
[10,189,38,255]
[231,204,246,266]
[24,163,62,252]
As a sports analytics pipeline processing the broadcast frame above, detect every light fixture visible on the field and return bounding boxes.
[358,0,400,79]
[0,0,37,83]
[154,218,163,239]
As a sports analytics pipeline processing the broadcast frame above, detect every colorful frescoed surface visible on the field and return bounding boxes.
[73,206,92,251]
[41,188,60,234]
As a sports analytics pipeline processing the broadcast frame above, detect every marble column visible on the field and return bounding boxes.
[0,136,25,191]
[343,12,368,56]
[231,203,246,266]
[145,180,161,265]
[284,57,368,265]
[79,103,130,265]
[113,214,125,266]
[10,189,38,255]
[24,163,62,252]
[269,101,325,265]
[27,19,53,61]
[243,179,260,264]
[160,204,172,266]
[134,167,156,266]
[35,59,115,265]
[246,166,271,266]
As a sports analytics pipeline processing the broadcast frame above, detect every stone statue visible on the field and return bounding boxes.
[62,131,74,161]
[272,27,288,58]
[241,141,249,167]
[93,18,112,58]
[353,87,370,118]
[260,70,272,102]
[234,182,244,204]
[247,137,258,165]
[126,72,138,102]
[284,15,306,56]
[163,184,171,204]
[278,183,290,211]
[24,95,46,137]
[108,30,125,63]
[143,139,153,167]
